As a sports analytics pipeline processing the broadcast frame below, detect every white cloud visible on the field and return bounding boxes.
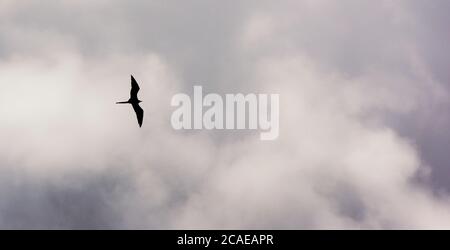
[0,0,449,229]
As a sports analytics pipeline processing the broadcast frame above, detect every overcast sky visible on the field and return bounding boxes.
[1,0,450,229]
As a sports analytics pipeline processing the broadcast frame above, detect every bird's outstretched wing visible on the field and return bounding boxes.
[132,103,144,127]
[130,75,140,101]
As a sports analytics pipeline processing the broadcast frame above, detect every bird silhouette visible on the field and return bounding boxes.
[116,75,144,127]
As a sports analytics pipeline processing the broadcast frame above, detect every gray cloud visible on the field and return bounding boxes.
[0,0,450,229]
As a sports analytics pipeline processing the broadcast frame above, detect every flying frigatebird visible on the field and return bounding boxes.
[116,75,144,127]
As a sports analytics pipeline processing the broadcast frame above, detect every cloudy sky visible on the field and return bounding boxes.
[0,0,450,229]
